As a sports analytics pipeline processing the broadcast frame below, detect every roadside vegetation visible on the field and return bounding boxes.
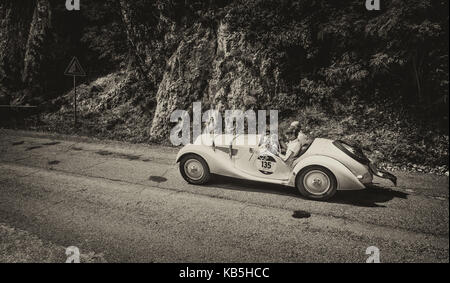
[0,0,448,175]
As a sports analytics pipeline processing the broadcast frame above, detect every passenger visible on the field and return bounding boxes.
[259,130,280,156]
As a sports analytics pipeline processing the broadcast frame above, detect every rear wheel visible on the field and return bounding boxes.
[296,166,337,200]
[179,154,211,185]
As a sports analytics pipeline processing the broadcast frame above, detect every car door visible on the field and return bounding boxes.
[233,135,291,181]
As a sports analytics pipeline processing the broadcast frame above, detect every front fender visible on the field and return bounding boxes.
[176,144,233,175]
[176,144,212,163]
[176,145,192,163]
[289,155,366,191]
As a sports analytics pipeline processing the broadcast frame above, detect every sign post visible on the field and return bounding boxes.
[64,57,86,127]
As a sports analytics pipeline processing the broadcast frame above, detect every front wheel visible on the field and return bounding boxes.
[296,166,337,200]
[179,154,211,185]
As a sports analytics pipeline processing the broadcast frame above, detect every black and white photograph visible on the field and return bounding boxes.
[0,0,448,269]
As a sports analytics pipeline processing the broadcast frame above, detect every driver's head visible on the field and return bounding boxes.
[287,121,301,139]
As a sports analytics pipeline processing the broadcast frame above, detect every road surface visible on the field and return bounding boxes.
[0,129,448,262]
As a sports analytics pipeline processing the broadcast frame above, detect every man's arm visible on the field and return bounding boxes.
[279,140,287,154]
[280,150,293,162]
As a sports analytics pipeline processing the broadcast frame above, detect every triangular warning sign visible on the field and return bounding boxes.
[64,57,86,76]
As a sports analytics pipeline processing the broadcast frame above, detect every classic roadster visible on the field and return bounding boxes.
[176,134,397,200]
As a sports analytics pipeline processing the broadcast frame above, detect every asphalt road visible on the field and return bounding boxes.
[0,129,448,263]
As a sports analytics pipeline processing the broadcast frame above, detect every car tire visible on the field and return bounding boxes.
[179,154,211,185]
[296,165,337,200]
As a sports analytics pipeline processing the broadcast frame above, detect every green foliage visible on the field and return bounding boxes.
[222,0,448,123]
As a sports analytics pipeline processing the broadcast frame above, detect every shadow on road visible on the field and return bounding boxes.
[211,175,408,208]
[331,185,409,207]
[213,175,298,197]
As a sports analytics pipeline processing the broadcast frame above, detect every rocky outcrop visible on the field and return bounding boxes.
[149,25,217,140]
[118,0,178,87]
[0,0,52,104]
[148,21,282,141]
[22,0,52,96]
[206,22,280,111]
[0,0,35,93]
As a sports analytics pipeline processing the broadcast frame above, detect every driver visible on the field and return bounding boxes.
[279,121,309,165]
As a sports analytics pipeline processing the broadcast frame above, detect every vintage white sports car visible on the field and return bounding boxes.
[176,134,397,200]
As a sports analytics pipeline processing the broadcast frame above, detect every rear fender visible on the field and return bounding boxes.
[289,155,366,191]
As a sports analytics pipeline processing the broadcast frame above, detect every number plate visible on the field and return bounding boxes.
[256,155,277,175]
